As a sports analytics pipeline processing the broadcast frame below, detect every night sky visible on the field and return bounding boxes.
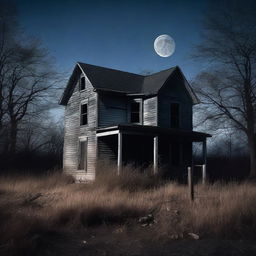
[14,0,208,80]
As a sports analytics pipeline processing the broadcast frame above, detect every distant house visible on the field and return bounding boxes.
[59,62,210,181]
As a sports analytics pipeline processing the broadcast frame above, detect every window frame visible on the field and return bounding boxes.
[80,101,88,126]
[170,102,180,129]
[130,99,143,124]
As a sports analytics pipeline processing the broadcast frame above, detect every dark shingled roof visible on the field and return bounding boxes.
[77,62,144,94]
[59,62,199,105]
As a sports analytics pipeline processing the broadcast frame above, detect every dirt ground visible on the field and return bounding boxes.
[82,239,256,256]
[35,226,256,256]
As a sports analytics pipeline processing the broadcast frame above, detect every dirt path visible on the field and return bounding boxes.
[77,234,256,256]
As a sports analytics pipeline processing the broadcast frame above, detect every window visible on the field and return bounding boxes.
[80,103,88,125]
[170,103,180,128]
[130,100,141,123]
[78,140,87,171]
[80,76,86,91]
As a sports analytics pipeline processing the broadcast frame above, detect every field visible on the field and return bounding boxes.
[0,168,256,256]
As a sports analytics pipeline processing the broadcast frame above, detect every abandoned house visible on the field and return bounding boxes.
[59,62,211,181]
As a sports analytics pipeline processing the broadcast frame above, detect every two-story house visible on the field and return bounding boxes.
[59,62,210,181]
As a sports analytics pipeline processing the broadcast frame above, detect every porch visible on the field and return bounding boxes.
[96,124,211,182]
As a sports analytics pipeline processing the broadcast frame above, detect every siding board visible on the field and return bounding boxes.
[98,95,128,127]
[143,96,158,126]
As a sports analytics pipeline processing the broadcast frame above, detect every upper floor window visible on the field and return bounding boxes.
[170,103,180,128]
[130,100,142,123]
[80,76,86,91]
[81,103,88,125]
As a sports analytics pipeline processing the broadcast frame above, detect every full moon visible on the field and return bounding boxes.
[154,34,175,57]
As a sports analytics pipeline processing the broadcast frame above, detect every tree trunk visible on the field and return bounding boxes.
[248,134,256,178]
[8,121,18,154]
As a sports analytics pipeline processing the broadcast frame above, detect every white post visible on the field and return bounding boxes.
[202,139,207,184]
[202,164,206,185]
[153,136,158,174]
[117,132,122,175]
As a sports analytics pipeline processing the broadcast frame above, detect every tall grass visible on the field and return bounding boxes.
[0,168,256,255]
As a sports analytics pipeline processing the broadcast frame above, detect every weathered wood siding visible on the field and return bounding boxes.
[97,135,118,162]
[63,72,97,181]
[143,96,158,126]
[158,71,193,130]
[98,95,128,127]
[99,95,158,127]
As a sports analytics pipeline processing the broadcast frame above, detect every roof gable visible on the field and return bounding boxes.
[59,62,199,105]
[158,67,199,104]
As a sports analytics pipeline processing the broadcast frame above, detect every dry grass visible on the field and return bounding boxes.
[0,168,256,255]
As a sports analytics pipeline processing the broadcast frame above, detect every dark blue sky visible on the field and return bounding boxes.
[15,0,208,80]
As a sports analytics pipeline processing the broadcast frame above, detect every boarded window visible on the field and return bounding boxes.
[78,140,87,170]
[131,101,141,123]
[80,77,86,90]
[170,103,179,128]
[81,103,88,125]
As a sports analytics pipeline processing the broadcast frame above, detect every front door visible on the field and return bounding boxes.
[78,140,87,171]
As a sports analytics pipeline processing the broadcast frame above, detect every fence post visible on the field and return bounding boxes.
[202,164,206,185]
[117,132,122,175]
[188,166,194,201]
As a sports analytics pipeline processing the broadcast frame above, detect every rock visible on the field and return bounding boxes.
[170,234,179,240]
[188,232,200,240]
[23,193,42,204]
[138,214,155,226]
[174,210,180,215]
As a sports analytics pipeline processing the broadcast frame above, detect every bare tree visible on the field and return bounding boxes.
[0,2,59,154]
[193,0,256,177]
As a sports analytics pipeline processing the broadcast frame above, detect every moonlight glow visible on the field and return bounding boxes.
[154,34,175,57]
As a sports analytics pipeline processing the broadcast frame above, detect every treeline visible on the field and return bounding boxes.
[0,2,64,172]
[192,0,256,178]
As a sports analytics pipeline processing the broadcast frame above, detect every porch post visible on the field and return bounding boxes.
[202,139,207,184]
[153,136,158,174]
[117,132,123,175]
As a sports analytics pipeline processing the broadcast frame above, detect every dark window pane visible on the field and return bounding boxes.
[170,103,179,128]
[81,114,87,125]
[131,101,141,123]
[131,113,140,123]
[81,104,88,125]
[81,104,87,114]
[80,77,86,90]
[131,102,140,112]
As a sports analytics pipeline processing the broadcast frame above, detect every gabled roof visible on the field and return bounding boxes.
[59,62,199,105]
[77,62,143,94]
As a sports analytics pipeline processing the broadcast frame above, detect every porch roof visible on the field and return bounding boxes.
[96,124,211,142]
